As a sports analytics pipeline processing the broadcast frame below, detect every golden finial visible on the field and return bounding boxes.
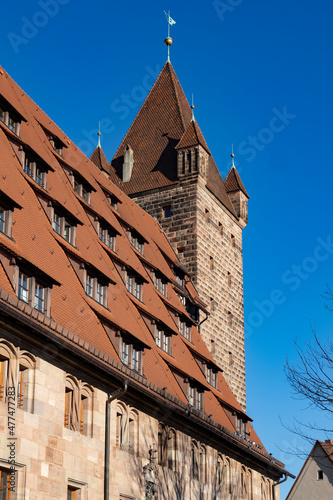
[231,144,235,168]
[97,121,101,148]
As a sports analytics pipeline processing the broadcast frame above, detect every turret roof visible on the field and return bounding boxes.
[224,166,250,198]
[91,146,110,174]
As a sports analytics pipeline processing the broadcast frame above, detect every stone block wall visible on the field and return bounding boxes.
[0,334,276,499]
[132,175,247,410]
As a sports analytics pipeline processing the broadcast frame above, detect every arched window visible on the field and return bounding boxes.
[158,423,177,470]
[199,445,207,483]
[191,440,199,480]
[64,375,93,437]
[0,340,35,412]
[167,429,177,471]
[116,403,138,454]
[261,476,271,500]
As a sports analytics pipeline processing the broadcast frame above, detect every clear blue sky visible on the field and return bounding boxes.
[2,1,333,497]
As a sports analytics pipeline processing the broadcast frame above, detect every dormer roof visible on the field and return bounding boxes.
[175,119,211,154]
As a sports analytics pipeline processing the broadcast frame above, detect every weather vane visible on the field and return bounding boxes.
[97,121,101,148]
[191,94,195,122]
[231,144,235,168]
[163,11,176,63]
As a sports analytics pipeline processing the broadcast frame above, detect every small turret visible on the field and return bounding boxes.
[175,120,210,179]
[224,153,250,227]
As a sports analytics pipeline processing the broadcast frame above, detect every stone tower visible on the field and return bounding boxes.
[92,62,249,410]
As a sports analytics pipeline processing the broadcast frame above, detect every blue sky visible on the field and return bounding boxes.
[2,1,333,497]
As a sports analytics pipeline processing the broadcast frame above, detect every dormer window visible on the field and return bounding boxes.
[126,272,143,301]
[130,230,144,254]
[52,210,76,246]
[155,325,172,354]
[17,270,50,314]
[105,192,119,210]
[121,336,143,373]
[154,273,167,297]
[0,205,13,238]
[175,269,185,287]
[0,100,21,136]
[236,415,247,437]
[24,155,47,188]
[73,175,91,204]
[189,385,204,411]
[85,272,107,306]
[47,133,63,156]
[206,365,218,388]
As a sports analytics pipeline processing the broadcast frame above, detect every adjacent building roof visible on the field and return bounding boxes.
[91,145,110,175]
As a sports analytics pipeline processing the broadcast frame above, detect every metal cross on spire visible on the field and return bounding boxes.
[163,11,176,63]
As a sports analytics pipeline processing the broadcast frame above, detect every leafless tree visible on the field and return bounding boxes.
[284,323,333,456]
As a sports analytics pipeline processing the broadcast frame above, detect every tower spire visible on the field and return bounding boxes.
[163,11,176,63]
[191,94,195,122]
[231,144,235,168]
[97,121,101,148]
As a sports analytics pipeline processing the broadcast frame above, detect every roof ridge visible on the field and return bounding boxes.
[167,62,188,131]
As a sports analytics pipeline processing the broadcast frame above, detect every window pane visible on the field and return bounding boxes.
[96,282,104,304]
[82,186,90,202]
[132,349,140,371]
[24,157,32,176]
[122,343,129,365]
[64,222,72,243]
[35,166,43,187]
[18,272,29,302]
[0,208,5,233]
[74,179,80,194]
[8,116,15,132]
[156,329,162,348]
[0,107,4,122]
[126,275,132,293]
[34,283,45,312]
[53,213,61,234]
[86,275,93,297]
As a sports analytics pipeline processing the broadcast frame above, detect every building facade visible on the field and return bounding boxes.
[0,58,292,499]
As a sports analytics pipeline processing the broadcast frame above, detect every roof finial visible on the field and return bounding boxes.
[164,11,176,63]
[97,121,101,148]
[191,94,195,123]
[231,144,235,168]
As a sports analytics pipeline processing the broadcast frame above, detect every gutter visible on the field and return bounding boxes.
[272,472,293,500]
[104,379,128,500]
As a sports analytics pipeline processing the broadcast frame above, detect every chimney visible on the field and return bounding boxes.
[122,145,134,182]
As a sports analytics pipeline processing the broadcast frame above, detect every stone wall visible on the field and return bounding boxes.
[0,334,276,500]
[132,175,247,410]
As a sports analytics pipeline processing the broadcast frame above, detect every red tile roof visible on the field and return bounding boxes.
[176,120,211,153]
[90,146,110,174]
[224,166,250,198]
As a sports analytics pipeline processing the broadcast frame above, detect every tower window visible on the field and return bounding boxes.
[205,209,209,222]
[231,234,235,247]
[209,256,214,270]
[317,470,324,480]
[218,222,223,235]
[227,272,231,286]
[163,205,172,218]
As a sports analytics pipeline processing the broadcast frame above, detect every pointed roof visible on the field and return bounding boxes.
[224,166,250,198]
[110,62,192,194]
[90,146,110,174]
[175,119,210,154]
[109,62,236,216]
